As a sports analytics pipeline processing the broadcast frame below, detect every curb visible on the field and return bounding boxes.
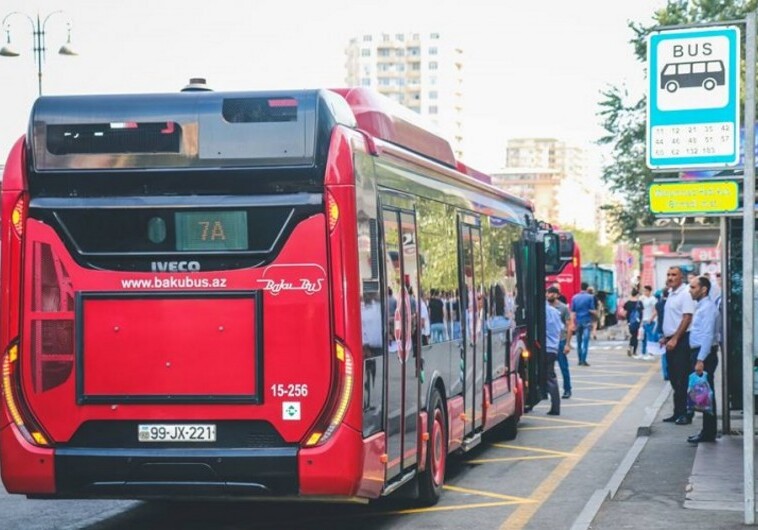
[570,382,671,530]
[637,383,672,436]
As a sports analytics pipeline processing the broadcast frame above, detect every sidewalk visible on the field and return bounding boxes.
[575,327,751,529]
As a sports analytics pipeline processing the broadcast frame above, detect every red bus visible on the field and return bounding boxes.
[0,87,555,504]
[545,230,581,304]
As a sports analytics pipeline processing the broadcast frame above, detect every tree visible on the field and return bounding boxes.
[598,0,758,242]
[570,228,614,264]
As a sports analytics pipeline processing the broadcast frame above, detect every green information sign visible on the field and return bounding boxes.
[649,180,739,214]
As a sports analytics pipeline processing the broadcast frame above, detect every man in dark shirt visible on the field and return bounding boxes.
[428,289,445,343]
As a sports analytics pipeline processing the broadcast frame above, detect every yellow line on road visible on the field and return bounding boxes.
[561,401,619,408]
[576,385,635,391]
[498,362,658,530]
[491,443,574,457]
[391,500,523,515]
[569,397,621,404]
[520,425,595,431]
[571,372,646,378]
[582,368,652,376]
[525,415,602,426]
[442,484,536,503]
[571,379,635,389]
[467,455,565,464]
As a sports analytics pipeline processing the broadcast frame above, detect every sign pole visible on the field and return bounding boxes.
[743,10,756,525]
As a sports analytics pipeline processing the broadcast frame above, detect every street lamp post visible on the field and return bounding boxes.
[0,11,77,96]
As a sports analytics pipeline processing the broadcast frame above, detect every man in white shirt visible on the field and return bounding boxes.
[639,286,657,359]
[687,275,719,444]
[660,266,697,425]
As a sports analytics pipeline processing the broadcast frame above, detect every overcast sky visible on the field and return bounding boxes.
[0,0,668,172]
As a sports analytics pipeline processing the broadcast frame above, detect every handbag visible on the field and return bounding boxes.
[687,371,713,413]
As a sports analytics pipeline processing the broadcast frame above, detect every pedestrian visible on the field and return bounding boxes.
[687,275,719,444]
[623,288,643,358]
[660,266,696,425]
[655,288,669,380]
[545,296,563,415]
[639,285,657,360]
[551,281,568,304]
[587,286,600,340]
[547,285,573,399]
[571,282,597,366]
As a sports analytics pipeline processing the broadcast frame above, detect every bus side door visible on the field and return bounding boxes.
[381,207,420,481]
[458,218,485,435]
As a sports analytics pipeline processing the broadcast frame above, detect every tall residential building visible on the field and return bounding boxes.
[491,138,604,233]
[345,32,464,158]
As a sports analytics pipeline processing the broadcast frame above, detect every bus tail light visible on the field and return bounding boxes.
[304,341,354,447]
[30,242,75,393]
[11,195,26,239]
[2,342,51,446]
[326,190,340,233]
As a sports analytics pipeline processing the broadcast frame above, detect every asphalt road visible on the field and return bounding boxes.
[0,339,667,530]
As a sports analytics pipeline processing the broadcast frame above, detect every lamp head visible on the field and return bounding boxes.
[58,43,77,56]
[58,26,77,56]
[0,44,20,57]
[0,28,19,57]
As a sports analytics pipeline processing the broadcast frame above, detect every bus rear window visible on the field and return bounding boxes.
[222,98,298,123]
[46,122,181,155]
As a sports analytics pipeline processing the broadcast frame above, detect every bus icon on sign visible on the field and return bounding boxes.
[660,60,725,93]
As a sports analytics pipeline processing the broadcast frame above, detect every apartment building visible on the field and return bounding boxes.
[493,138,604,233]
[345,32,464,158]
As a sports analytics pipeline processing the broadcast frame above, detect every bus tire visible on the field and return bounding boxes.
[499,414,518,441]
[665,81,678,93]
[703,78,716,90]
[418,388,447,506]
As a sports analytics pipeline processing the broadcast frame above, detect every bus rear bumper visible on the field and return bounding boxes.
[52,446,299,499]
[0,423,56,495]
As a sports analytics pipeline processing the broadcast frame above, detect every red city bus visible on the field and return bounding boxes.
[545,230,581,304]
[0,87,553,504]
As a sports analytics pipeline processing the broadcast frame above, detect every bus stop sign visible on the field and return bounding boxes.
[647,26,740,169]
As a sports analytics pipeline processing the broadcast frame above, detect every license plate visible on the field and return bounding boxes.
[138,424,216,442]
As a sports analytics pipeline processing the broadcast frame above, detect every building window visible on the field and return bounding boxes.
[429,90,438,99]
[382,33,390,42]
[429,76,438,85]
[429,105,438,114]
[428,61,438,70]
[378,48,390,57]
[361,48,371,57]
[396,33,404,41]
[363,34,372,42]
[429,47,438,55]
[361,78,371,86]
[430,33,440,39]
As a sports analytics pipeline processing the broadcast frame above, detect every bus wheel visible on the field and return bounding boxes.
[499,415,518,441]
[703,78,716,90]
[665,81,679,93]
[418,388,447,506]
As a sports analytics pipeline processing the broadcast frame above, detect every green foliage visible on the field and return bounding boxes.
[598,0,758,242]
[569,227,614,264]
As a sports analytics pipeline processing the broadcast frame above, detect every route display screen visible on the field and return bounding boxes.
[175,210,248,251]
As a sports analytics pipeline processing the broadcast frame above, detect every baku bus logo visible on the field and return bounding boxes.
[256,264,325,296]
